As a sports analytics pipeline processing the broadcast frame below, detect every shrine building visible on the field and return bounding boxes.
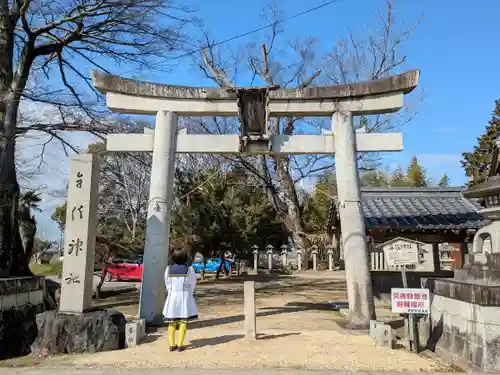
[326,187,487,296]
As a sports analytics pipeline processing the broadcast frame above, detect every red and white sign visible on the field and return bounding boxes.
[391,288,430,314]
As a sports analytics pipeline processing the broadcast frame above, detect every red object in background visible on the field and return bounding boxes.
[451,249,463,269]
[106,260,143,281]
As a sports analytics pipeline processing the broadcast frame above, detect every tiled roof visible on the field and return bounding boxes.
[328,187,487,231]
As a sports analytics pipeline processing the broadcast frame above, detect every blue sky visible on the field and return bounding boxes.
[24,0,500,240]
[129,0,500,185]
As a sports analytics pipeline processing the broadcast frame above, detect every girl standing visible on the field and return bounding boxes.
[162,248,198,352]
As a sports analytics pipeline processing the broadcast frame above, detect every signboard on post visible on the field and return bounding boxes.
[378,237,428,353]
[391,288,430,314]
[383,237,419,266]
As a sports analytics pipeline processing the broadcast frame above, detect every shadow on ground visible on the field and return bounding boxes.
[191,301,340,330]
[188,334,243,348]
[142,333,164,344]
[257,332,300,340]
[199,273,293,285]
[186,332,300,349]
[386,318,405,330]
[196,279,346,302]
[93,276,345,310]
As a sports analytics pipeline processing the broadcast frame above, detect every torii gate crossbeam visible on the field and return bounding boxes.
[92,69,419,328]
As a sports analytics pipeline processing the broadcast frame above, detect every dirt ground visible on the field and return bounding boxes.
[18,273,457,372]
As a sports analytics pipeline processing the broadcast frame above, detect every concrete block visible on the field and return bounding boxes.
[244,281,256,340]
[369,320,379,340]
[375,323,394,349]
[125,321,141,348]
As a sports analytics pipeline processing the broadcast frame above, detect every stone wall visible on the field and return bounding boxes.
[421,278,500,372]
[0,277,45,359]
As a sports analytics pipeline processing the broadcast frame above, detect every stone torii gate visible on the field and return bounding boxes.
[92,70,419,328]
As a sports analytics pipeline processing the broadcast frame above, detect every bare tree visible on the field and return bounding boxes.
[194,1,421,266]
[91,120,152,241]
[0,0,194,276]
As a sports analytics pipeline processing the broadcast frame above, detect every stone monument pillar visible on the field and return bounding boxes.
[59,154,100,313]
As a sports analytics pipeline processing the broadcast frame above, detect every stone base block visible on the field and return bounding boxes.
[464,252,500,268]
[454,267,500,284]
[375,325,394,349]
[31,309,126,355]
[369,320,379,339]
[370,320,394,349]
[125,319,146,348]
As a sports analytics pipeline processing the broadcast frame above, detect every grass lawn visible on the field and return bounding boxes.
[30,261,63,276]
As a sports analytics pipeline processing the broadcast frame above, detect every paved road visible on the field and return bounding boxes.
[46,275,139,294]
[0,370,484,375]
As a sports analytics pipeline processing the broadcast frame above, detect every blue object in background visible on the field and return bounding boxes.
[191,258,233,273]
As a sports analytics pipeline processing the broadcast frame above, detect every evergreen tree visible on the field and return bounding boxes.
[302,170,337,233]
[407,156,428,187]
[171,165,287,260]
[389,165,410,186]
[438,173,451,187]
[360,170,390,187]
[461,99,500,186]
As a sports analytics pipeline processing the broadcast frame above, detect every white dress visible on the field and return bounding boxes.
[162,264,198,322]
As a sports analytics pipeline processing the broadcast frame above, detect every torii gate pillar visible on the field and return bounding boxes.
[139,111,177,323]
[334,111,375,327]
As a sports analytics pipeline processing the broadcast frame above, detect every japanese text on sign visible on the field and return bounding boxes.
[64,273,81,285]
[391,288,430,314]
[68,238,83,256]
[76,172,83,188]
[72,205,84,220]
[384,239,419,266]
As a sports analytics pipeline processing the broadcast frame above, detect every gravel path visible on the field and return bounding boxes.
[25,276,452,372]
[46,327,448,371]
[0,370,479,375]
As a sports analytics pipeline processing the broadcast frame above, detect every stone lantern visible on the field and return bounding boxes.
[462,137,500,257]
[420,138,500,371]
